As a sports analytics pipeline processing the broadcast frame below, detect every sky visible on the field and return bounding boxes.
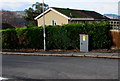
[0,0,120,15]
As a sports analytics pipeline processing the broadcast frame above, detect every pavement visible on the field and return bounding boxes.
[0,51,120,59]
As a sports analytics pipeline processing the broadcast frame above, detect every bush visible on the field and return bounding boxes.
[1,21,112,50]
[46,25,70,49]
[15,27,43,49]
[2,29,18,49]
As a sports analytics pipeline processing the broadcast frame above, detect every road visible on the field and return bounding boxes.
[2,54,119,80]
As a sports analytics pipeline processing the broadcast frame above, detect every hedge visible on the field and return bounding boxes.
[1,21,112,50]
[2,29,18,49]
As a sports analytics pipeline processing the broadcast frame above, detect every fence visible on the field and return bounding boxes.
[109,19,120,30]
[109,29,120,49]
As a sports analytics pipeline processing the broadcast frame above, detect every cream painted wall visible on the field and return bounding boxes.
[37,10,68,26]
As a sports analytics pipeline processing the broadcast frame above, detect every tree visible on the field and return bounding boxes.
[2,10,26,29]
[24,2,49,27]
[2,10,17,27]
[32,2,49,14]
[2,23,15,29]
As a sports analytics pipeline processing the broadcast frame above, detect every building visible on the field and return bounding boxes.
[35,7,109,26]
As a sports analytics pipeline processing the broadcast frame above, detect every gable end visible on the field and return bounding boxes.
[34,8,70,20]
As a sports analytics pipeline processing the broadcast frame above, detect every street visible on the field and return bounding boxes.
[2,54,119,79]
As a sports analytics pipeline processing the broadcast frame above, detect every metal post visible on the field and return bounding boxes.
[42,0,46,51]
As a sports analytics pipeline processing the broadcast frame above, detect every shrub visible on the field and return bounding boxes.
[15,27,43,49]
[1,21,112,50]
[46,25,70,49]
[2,29,18,49]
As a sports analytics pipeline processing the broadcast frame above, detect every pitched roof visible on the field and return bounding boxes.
[34,7,109,20]
[52,7,109,19]
[34,8,70,20]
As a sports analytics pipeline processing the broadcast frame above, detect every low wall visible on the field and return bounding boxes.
[109,29,120,49]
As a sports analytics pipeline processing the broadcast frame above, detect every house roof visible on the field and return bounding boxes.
[52,7,109,20]
[34,8,70,20]
[35,7,109,20]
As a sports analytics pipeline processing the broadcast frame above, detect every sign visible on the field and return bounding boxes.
[83,36,86,41]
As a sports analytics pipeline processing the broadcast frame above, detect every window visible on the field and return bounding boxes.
[52,20,57,26]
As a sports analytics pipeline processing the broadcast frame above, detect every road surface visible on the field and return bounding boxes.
[2,54,119,80]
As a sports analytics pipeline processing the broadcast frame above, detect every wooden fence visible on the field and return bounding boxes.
[109,29,120,49]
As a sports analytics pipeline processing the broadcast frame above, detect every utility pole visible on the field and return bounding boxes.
[42,0,46,51]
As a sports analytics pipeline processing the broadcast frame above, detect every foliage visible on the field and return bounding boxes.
[15,27,43,49]
[2,23,15,29]
[46,25,71,49]
[2,22,112,50]
[2,29,18,49]
[2,10,26,28]
[24,2,49,27]
[2,10,17,26]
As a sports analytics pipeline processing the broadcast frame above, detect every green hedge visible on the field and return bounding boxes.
[2,29,18,49]
[1,21,112,50]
